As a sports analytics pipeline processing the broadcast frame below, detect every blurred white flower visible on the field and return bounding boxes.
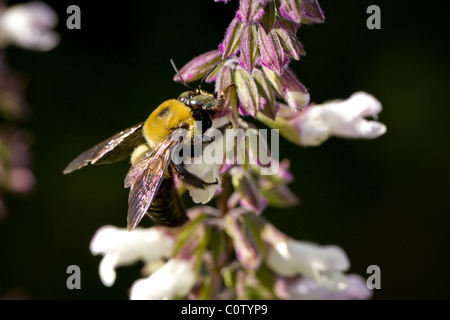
[129,258,196,300]
[0,1,60,51]
[266,239,350,290]
[89,225,174,287]
[276,274,372,300]
[300,92,386,146]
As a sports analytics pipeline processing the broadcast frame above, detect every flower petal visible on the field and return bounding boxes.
[184,161,220,204]
[183,116,233,204]
[98,253,120,287]
[90,225,174,286]
[266,239,350,290]
[129,259,196,300]
[299,92,386,146]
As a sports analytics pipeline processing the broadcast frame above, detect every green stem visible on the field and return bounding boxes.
[208,173,232,299]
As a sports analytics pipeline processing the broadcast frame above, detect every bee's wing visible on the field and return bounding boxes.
[124,135,180,231]
[63,122,145,174]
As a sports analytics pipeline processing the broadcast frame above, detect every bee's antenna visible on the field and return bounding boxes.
[197,65,217,94]
[170,59,195,92]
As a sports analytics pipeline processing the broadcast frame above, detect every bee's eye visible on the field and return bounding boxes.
[178,91,195,104]
[189,95,213,108]
[179,122,189,130]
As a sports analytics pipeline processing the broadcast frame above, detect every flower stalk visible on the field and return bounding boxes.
[89,0,385,300]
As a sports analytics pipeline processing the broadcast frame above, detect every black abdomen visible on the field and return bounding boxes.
[147,177,188,227]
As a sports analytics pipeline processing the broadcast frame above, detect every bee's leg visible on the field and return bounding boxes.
[172,162,218,189]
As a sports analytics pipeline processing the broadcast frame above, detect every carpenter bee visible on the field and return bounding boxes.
[64,61,227,231]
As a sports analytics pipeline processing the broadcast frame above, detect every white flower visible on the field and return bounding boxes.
[89,225,174,287]
[184,115,233,204]
[266,239,350,290]
[0,1,60,51]
[277,274,372,300]
[184,159,220,204]
[129,258,196,300]
[300,92,386,146]
[257,91,386,146]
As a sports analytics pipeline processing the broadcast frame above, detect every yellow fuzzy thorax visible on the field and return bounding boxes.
[143,99,195,148]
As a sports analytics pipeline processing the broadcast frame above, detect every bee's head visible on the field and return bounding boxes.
[171,59,222,112]
[177,90,221,111]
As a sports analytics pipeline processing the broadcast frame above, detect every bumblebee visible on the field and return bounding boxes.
[64,62,226,231]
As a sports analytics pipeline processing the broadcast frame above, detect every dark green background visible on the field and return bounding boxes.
[0,0,448,299]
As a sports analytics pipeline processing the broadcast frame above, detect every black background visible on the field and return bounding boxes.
[0,0,449,299]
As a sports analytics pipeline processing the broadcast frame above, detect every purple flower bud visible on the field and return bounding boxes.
[300,0,325,24]
[234,66,260,117]
[259,0,273,6]
[174,50,222,83]
[258,26,287,75]
[262,66,309,111]
[278,0,325,25]
[281,68,310,110]
[279,158,294,182]
[260,181,299,208]
[215,59,237,96]
[231,166,267,213]
[259,0,276,33]
[278,0,302,25]
[238,24,259,73]
[220,18,244,59]
[252,68,277,119]
[236,0,265,25]
[224,213,262,270]
[273,26,305,60]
